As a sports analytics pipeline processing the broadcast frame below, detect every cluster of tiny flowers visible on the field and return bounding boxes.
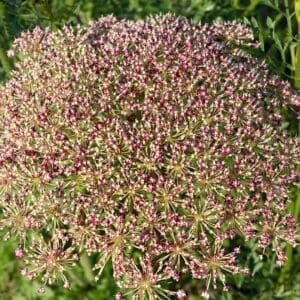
[0,14,299,299]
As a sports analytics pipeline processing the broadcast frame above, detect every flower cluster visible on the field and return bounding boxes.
[0,14,299,298]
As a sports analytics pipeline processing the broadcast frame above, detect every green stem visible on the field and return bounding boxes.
[294,186,300,222]
[244,0,260,16]
[232,0,240,10]
[285,0,293,34]
[80,253,95,284]
[285,0,296,71]
[294,0,300,88]
[0,47,11,76]
[66,269,85,287]
[278,187,300,286]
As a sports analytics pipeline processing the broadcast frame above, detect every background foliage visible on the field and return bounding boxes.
[0,0,299,299]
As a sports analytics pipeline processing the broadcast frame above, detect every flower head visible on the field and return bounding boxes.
[0,14,298,296]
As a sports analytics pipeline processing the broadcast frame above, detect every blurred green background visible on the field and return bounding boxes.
[0,1,299,299]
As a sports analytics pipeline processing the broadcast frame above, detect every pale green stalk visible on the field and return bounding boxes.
[294,0,300,88]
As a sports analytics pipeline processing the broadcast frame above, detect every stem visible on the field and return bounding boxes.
[285,0,293,34]
[294,0,300,88]
[66,269,85,287]
[0,47,11,76]
[244,0,260,16]
[294,186,300,222]
[232,0,240,10]
[80,253,95,284]
[285,0,296,71]
[278,187,300,286]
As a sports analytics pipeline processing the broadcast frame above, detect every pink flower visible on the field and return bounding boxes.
[14,248,24,259]
[0,14,298,296]
[7,50,15,57]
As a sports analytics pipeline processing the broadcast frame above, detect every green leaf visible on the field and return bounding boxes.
[234,273,245,288]
[252,261,264,276]
[258,31,265,51]
[243,17,251,26]
[266,16,274,29]
[261,0,280,10]
[251,16,259,28]
[273,32,283,51]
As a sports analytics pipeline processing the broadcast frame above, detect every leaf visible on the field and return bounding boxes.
[234,273,245,288]
[0,3,5,17]
[261,0,280,10]
[80,254,95,284]
[266,16,274,29]
[274,285,285,297]
[279,121,290,130]
[251,16,259,28]
[273,12,284,26]
[252,261,263,276]
[243,16,251,26]
[258,31,265,51]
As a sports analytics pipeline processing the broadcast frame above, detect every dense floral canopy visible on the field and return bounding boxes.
[0,14,299,299]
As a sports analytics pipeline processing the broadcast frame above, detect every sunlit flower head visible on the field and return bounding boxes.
[0,14,299,297]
